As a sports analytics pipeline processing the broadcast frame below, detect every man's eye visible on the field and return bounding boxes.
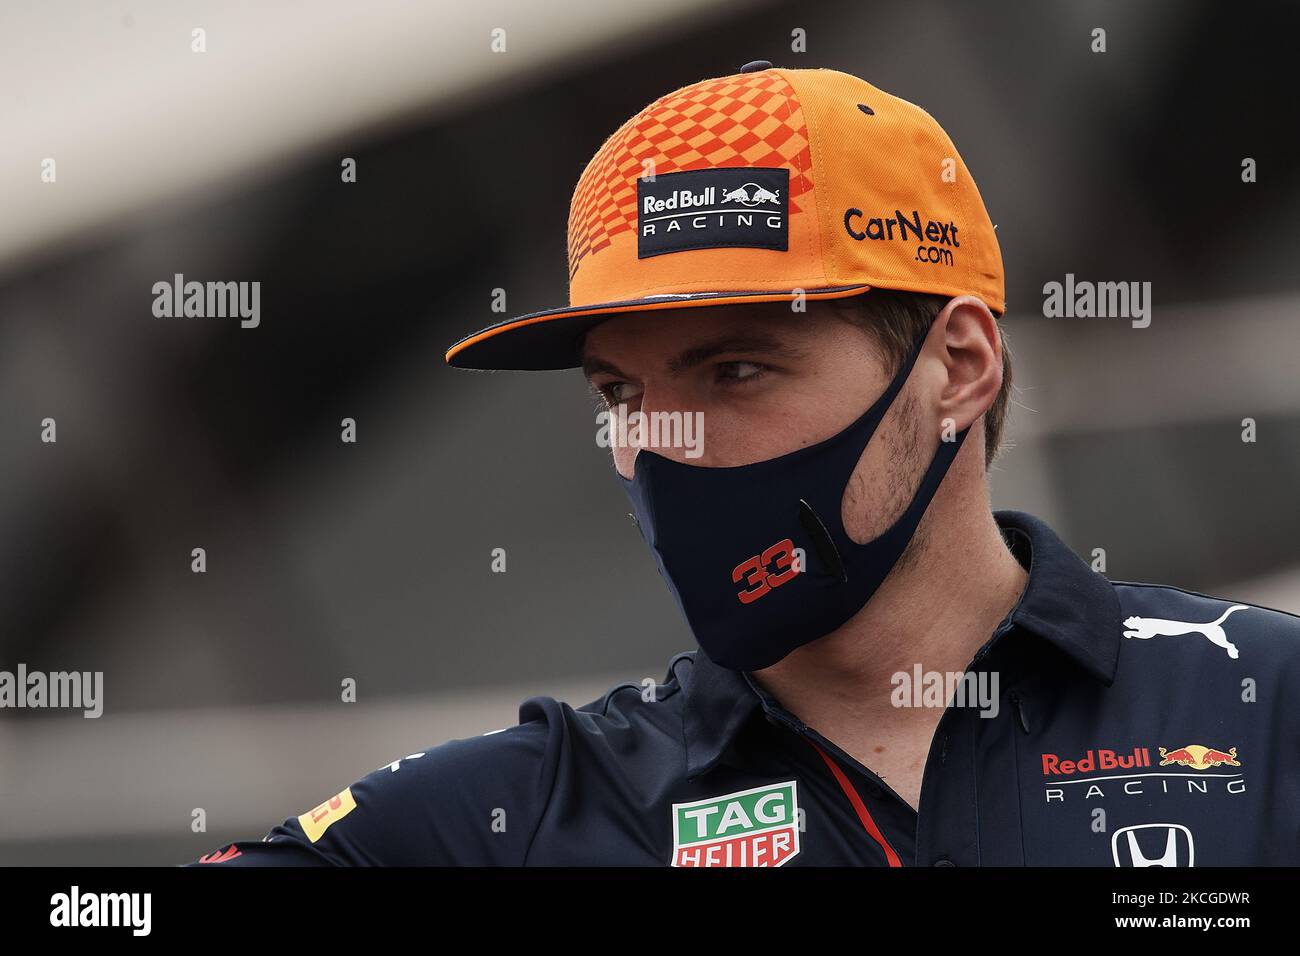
[599,382,642,405]
[717,361,767,384]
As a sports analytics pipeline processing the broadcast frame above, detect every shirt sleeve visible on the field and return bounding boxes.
[186,704,561,866]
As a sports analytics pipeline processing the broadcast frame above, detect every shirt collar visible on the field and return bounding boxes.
[993,509,1122,684]
[680,510,1122,778]
[679,648,764,779]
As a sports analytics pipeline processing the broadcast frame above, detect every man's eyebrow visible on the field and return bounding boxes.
[667,334,807,375]
[581,333,806,380]
[581,355,628,380]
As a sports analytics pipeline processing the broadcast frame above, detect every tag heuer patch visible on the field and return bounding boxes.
[638,167,789,259]
[671,780,800,867]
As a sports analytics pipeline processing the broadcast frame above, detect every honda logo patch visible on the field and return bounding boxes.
[1111,823,1195,867]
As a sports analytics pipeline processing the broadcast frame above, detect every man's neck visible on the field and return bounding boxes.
[751,500,1028,731]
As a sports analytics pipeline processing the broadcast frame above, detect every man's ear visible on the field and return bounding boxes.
[928,295,1003,432]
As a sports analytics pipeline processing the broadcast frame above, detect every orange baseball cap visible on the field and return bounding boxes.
[445,62,1004,370]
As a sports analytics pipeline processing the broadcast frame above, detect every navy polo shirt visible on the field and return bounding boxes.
[191,511,1300,867]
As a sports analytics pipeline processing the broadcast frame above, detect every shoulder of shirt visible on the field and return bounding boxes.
[1110,578,1300,660]
[411,650,692,787]
[402,649,692,765]
[442,653,693,852]
[501,650,696,749]
[271,654,693,864]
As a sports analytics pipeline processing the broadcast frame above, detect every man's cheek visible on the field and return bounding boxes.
[841,423,923,544]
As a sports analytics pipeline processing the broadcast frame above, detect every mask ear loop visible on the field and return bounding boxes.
[792,327,936,585]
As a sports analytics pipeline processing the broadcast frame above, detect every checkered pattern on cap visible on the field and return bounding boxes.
[566,71,814,282]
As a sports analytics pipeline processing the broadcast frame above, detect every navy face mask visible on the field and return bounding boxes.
[617,330,968,672]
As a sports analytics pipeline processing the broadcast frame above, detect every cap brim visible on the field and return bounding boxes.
[444,285,871,371]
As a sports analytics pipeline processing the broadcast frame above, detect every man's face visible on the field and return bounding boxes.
[581,301,935,544]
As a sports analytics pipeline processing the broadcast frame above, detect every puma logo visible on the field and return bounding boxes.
[1122,605,1249,659]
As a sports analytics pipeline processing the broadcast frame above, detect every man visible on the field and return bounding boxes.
[193,63,1299,867]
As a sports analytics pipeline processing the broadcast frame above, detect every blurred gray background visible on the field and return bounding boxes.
[1,0,1297,864]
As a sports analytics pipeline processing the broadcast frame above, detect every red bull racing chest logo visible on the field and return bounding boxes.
[1039,744,1245,803]
[670,781,801,867]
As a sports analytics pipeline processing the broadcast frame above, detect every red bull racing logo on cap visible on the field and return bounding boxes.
[638,167,788,259]
[670,780,801,867]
